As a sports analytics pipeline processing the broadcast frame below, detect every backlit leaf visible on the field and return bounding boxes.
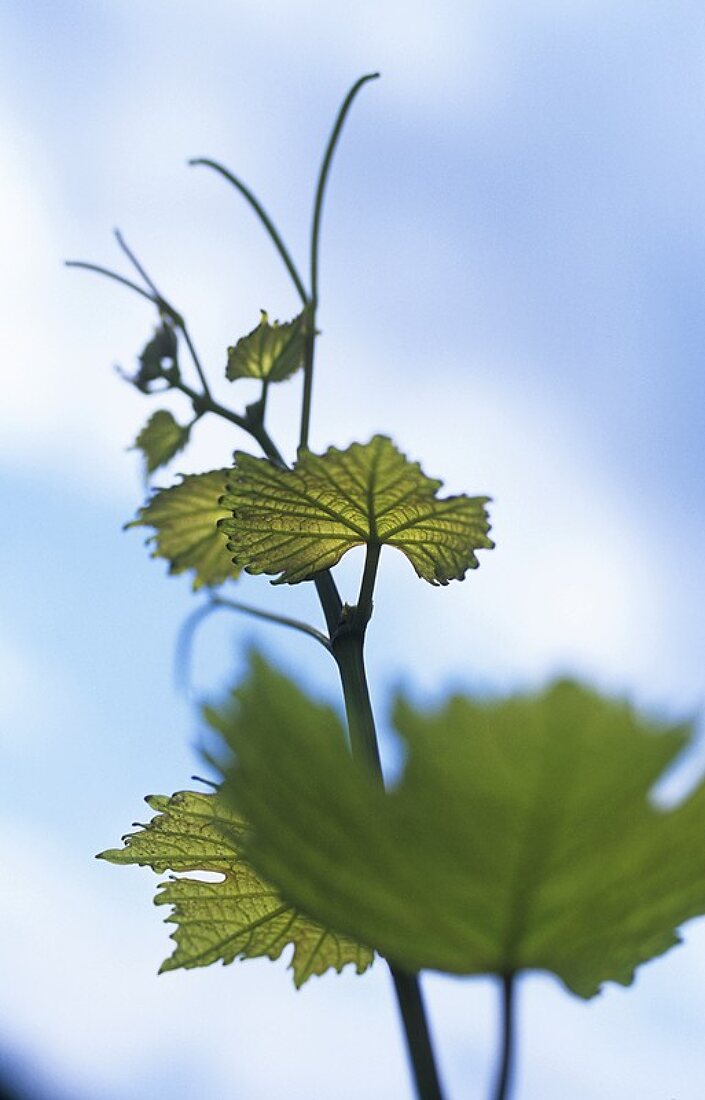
[128,469,239,589]
[130,322,179,393]
[133,410,190,474]
[226,309,308,383]
[99,790,372,987]
[219,434,493,585]
[219,656,705,998]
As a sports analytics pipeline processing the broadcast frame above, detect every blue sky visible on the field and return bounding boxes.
[2,2,705,1098]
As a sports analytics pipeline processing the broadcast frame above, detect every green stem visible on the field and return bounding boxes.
[114,230,214,400]
[492,975,517,1100]
[354,542,381,629]
[309,72,380,306]
[331,620,445,1100]
[64,261,157,306]
[189,158,309,306]
[392,970,445,1100]
[300,71,380,451]
[331,629,383,776]
[314,572,343,636]
[210,596,331,650]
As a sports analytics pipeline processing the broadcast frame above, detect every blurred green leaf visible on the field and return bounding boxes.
[226,309,309,383]
[133,410,191,474]
[128,469,239,589]
[219,434,493,585]
[219,657,705,998]
[99,790,373,986]
[132,322,179,392]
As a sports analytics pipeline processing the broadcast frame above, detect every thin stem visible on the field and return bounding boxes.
[189,158,309,306]
[210,595,332,651]
[175,600,225,695]
[392,971,445,1100]
[299,72,379,452]
[168,373,249,431]
[65,261,158,307]
[114,230,213,400]
[492,975,517,1100]
[114,228,162,298]
[310,72,380,306]
[174,594,331,696]
[67,252,213,399]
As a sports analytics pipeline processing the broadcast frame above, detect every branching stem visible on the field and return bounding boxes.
[73,85,446,1098]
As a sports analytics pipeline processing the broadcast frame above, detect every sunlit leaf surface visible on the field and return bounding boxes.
[128,469,239,589]
[220,434,492,584]
[99,790,373,987]
[133,410,191,474]
[226,309,309,383]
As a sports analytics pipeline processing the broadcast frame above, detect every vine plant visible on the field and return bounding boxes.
[70,76,705,1100]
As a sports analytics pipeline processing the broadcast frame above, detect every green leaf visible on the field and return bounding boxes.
[218,657,705,998]
[132,322,179,393]
[128,469,239,589]
[133,410,191,474]
[99,790,373,986]
[226,309,309,383]
[219,434,493,585]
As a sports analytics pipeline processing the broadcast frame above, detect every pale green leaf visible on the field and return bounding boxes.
[219,656,705,999]
[128,469,239,589]
[219,434,493,585]
[99,790,373,987]
[226,309,308,383]
[133,410,191,474]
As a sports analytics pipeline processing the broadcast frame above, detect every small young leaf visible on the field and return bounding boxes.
[219,434,493,585]
[133,410,191,474]
[131,322,179,392]
[99,790,372,986]
[226,309,309,383]
[218,657,705,999]
[128,469,239,589]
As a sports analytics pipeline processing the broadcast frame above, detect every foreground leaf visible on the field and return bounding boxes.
[99,790,373,987]
[219,434,493,585]
[219,657,705,998]
[226,309,308,383]
[128,469,239,589]
[133,410,191,474]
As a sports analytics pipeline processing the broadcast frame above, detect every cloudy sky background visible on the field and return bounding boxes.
[2,2,705,1097]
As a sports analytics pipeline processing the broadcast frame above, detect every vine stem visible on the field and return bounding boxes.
[188,157,309,307]
[392,971,446,1100]
[492,975,517,1100]
[113,230,214,400]
[69,90,444,1094]
[300,71,380,451]
[331,615,445,1100]
[209,595,331,650]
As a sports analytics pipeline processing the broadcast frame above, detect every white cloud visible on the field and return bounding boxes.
[0,819,416,1099]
